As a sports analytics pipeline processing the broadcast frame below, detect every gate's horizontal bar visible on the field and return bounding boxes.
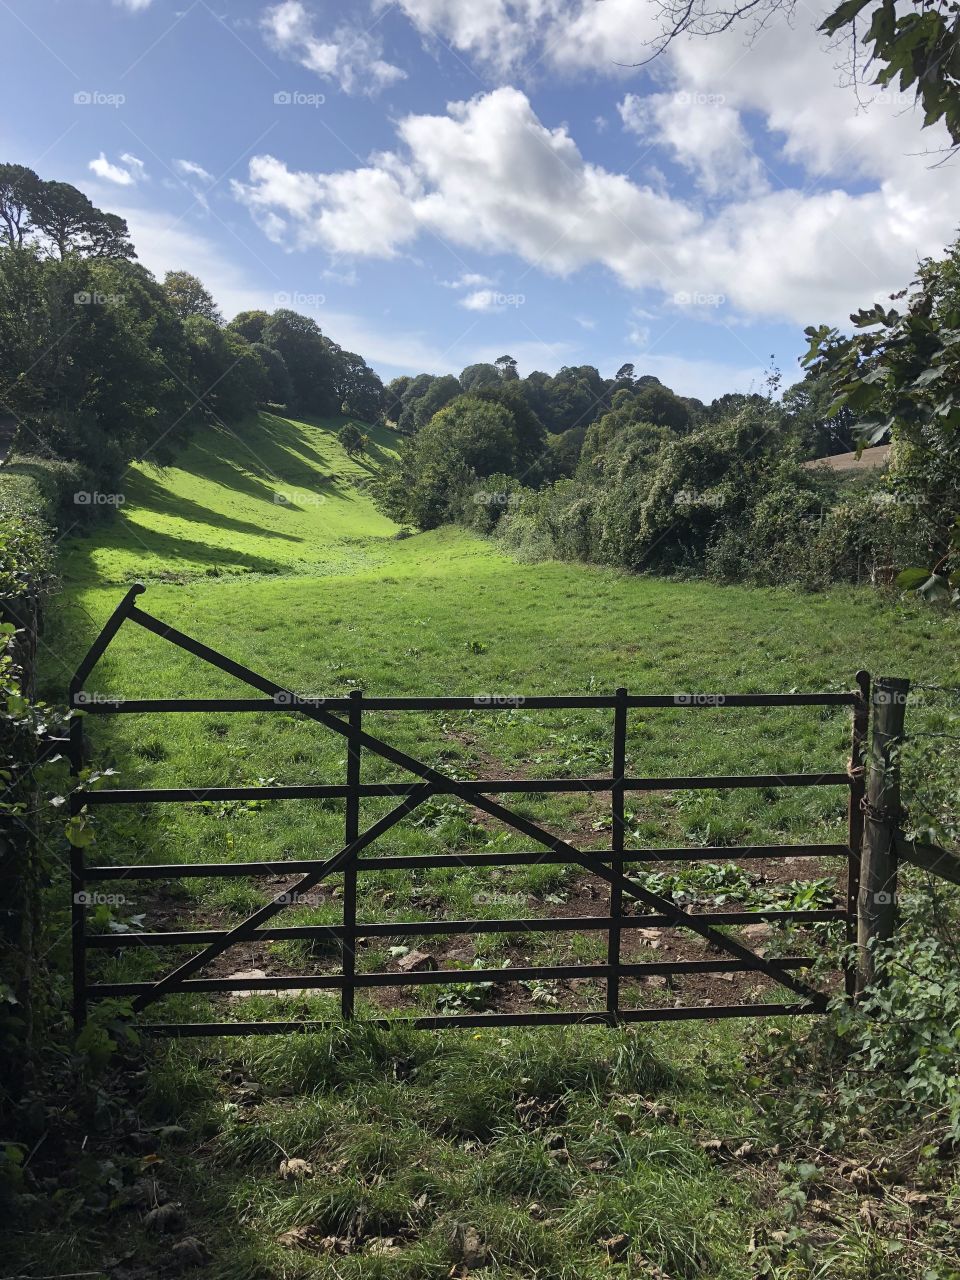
[88,956,817,996]
[84,909,843,948]
[80,773,851,806]
[138,1002,822,1035]
[84,843,850,881]
[72,692,858,713]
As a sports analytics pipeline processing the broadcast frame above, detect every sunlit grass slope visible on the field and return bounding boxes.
[60,411,400,585]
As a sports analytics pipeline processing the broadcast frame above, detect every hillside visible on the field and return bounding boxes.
[61,412,402,586]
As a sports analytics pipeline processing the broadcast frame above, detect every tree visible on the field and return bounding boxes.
[330,347,384,422]
[375,395,518,528]
[183,316,261,423]
[0,164,40,248]
[396,373,435,433]
[411,375,461,430]
[250,342,293,406]
[630,382,692,432]
[261,309,337,415]
[0,246,197,481]
[645,0,960,147]
[459,362,502,392]
[337,422,366,456]
[383,376,412,425]
[26,180,135,259]
[227,310,270,345]
[615,363,635,384]
[495,354,520,381]
[163,270,222,324]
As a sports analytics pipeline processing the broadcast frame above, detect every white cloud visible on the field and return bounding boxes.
[174,158,214,183]
[233,84,960,327]
[441,272,495,289]
[261,0,405,95]
[114,0,152,10]
[377,0,565,73]
[88,152,146,186]
[619,91,767,198]
[459,288,506,312]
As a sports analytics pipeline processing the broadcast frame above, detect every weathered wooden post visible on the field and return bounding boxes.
[856,675,910,995]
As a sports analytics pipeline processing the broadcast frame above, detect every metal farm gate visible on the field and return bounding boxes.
[69,584,870,1036]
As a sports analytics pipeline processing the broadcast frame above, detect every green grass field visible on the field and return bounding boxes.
[27,411,960,1280]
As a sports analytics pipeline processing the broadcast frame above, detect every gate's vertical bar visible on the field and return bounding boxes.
[341,689,362,1020]
[67,685,87,1029]
[845,670,870,1000]
[607,688,628,1024]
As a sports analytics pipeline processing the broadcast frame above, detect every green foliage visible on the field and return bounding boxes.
[805,234,960,601]
[337,421,366,456]
[820,0,960,145]
[375,394,521,528]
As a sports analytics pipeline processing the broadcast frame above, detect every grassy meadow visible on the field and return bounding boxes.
[26,411,960,1280]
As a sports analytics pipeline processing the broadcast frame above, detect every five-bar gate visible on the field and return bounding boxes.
[70,584,870,1036]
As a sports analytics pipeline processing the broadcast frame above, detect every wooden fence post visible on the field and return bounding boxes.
[856,675,910,995]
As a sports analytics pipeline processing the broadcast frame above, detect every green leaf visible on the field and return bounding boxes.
[895,568,931,590]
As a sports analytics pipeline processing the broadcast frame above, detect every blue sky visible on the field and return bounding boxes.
[3,0,958,400]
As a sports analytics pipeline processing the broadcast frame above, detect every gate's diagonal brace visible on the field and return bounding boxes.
[122,605,828,1010]
[130,786,432,1012]
[459,790,827,1009]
